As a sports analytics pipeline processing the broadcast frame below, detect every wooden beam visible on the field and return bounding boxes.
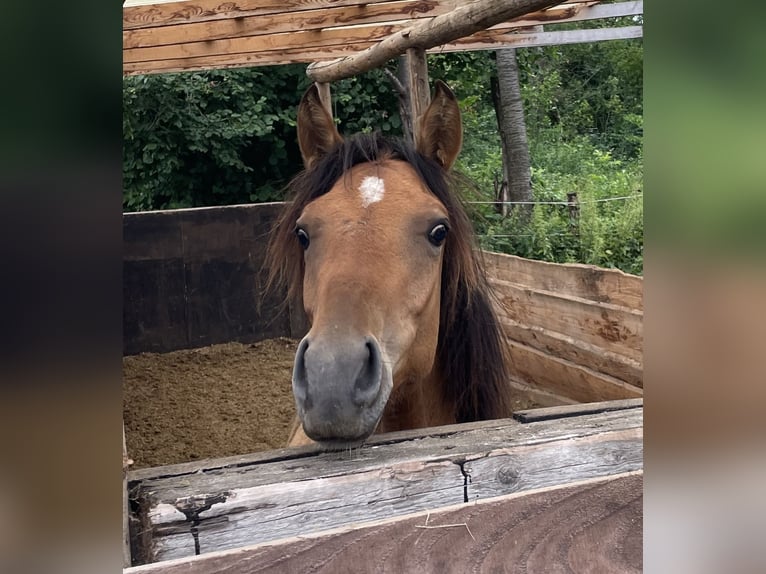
[491,278,643,362]
[505,338,643,403]
[500,317,644,387]
[124,472,643,573]
[484,250,643,310]
[306,0,562,82]
[513,397,642,422]
[315,82,332,117]
[406,48,430,147]
[123,0,409,30]
[440,24,643,53]
[128,408,642,563]
[124,0,462,49]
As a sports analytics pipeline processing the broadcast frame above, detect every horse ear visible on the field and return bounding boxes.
[416,80,463,170]
[297,84,343,170]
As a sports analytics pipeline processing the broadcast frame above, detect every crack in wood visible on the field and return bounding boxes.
[174,493,229,555]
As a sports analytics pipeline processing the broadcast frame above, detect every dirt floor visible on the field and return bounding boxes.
[124,337,542,469]
[123,338,299,469]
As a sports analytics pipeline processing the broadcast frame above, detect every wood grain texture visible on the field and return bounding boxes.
[124,1,457,49]
[506,338,643,403]
[491,277,643,362]
[125,472,643,574]
[500,317,643,387]
[122,1,644,74]
[123,203,288,354]
[484,251,644,310]
[129,408,642,564]
[513,398,642,422]
[484,250,643,310]
[307,0,560,82]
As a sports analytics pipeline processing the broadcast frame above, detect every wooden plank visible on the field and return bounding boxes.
[484,250,643,310]
[123,23,642,75]
[124,22,404,65]
[307,0,561,82]
[441,23,644,53]
[122,24,642,75]
[125,472,643,573]
[506,338,643,403]
[508,377,576,407]
[129,408,642,563]
[513,397,642,422]
[123,1,638,34]
[123,203,290,354]
[123,0,399,30]
[491,278,643,363]
[465,427,641,499]
[500,317,644,387]
[124,0,461,49]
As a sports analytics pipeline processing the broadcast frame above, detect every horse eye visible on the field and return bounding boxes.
[428,223,448,247]
[295,228,310,250]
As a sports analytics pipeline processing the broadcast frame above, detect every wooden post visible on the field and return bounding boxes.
[315,82,333,118]
[406,48,430,148]
[567,192,579,224]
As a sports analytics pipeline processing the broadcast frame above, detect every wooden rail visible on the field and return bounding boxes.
[127,402,642,565]
[123,1,643,75]
[484,251,643,404]
[126,471,642,573]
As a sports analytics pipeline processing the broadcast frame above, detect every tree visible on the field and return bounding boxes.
[493,47,532,219]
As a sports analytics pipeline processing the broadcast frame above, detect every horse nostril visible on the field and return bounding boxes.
[292,337,310,406]
[353,337,383,407]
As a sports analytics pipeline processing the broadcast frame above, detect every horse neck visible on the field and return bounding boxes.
[376,369,455,434]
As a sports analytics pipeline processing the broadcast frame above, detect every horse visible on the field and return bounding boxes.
[266,80,512,449]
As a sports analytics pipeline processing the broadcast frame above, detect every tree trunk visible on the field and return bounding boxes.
[494,46,533,219]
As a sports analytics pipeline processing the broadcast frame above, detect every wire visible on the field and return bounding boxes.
[467,194,641,206]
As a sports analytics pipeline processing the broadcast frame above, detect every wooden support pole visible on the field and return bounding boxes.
[315,82,333,118]
[406,48,430,148]
[306,0,559,83]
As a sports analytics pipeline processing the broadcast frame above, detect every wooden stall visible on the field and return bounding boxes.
[126,400,642,571]
[485,252,643,406]
[123,1,644,571]
[123,205,643,571]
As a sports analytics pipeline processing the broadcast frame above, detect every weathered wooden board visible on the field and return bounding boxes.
[123,1,643,75]
[125,471,643,573]
[513,397,642,422]
[491,277,643,362]
[505,338,643,403]
[129,407,642,565]
[484,250,643,310]
[123,203,305,355]
[500,317,643,387]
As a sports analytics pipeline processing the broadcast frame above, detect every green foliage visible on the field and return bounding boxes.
[123,33,643,273]
[123,66,402,211]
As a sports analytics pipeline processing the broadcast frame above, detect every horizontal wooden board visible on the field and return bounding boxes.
[500,317,643,387]
[492,277,643,363]
[123,2,643,74]
[124,1,459,49]
[125,471,643,573]
[124,1,640,49]
[130,408,642,564]
[506,338,643,403]
[484,250,643,310]
[123,24,642,74]
[513,397,642,422]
